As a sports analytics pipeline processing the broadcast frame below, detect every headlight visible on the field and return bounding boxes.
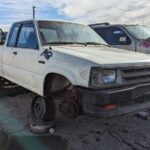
[90,68,117,87]
[102,70,116,84]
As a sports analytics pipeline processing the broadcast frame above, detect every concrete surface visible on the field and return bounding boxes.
[0,93,150,150]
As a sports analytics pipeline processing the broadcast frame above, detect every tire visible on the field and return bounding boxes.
[30,96,56,124]
[0,86,27,97]
[30,121,55,134]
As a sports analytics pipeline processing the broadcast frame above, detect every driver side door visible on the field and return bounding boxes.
[3,21,41,93]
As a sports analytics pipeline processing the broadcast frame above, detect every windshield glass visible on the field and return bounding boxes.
[125,25,150,40]
[38,21,107,45]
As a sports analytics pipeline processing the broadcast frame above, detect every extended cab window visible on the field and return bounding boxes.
[17,23,38,49]
[7,24,20,47]
[105,27,131,45]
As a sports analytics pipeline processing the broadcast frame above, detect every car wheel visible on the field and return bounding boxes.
[30,96,56,123]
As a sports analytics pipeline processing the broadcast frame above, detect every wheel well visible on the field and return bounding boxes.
[44,73,71,97]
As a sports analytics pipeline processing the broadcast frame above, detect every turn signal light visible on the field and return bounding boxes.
[103,104,118,110]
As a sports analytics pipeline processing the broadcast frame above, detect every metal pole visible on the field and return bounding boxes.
[33,6,36,19]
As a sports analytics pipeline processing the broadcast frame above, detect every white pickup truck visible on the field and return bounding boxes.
[1,19,150,124]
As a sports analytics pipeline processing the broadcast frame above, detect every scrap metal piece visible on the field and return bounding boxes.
[136,111,150,120]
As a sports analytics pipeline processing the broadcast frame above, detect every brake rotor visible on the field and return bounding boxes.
[59,100,80,118]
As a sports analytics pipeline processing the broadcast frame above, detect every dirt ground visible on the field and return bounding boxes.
[0,92,150,150]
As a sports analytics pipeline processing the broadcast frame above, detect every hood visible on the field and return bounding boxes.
[50,45,150,66]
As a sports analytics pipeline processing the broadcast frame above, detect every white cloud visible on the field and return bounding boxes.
[0,24,10,31]
[48,0,150,25]
[0,0,150,31]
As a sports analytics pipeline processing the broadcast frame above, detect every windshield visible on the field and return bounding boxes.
[125,25,150,40]
[38,21,107,45]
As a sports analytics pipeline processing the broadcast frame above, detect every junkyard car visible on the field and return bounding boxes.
[90,23,150,54]
[0,29,5,44]
[1,20,150,123]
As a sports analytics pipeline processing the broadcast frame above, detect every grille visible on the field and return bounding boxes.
[121,67,150,85]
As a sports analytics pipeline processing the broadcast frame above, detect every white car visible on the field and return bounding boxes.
[1,20,150,124]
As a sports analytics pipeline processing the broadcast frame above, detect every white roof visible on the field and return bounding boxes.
[14,19,85,26]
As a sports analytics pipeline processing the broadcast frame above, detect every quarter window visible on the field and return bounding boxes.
[105,27,131,45]
[17,23,38,49]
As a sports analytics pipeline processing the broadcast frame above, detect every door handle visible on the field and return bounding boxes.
[38,60,45,64]
[13,51,17,55]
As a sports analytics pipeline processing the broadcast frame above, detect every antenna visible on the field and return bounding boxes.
[33,6,36,19]
[143,8,145,26]
[125,16,127,24]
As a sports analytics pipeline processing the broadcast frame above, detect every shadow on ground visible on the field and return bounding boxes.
[0,134,67,150]
[8,135,67,150]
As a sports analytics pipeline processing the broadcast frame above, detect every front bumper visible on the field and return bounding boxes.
[75,83,150,117]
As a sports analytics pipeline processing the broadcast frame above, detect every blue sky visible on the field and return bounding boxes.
[0,0,150,31]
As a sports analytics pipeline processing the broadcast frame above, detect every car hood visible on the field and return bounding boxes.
[50,45,150,66]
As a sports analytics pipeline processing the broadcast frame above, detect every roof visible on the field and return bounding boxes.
[13,19,86,26]
[89,23,147,28]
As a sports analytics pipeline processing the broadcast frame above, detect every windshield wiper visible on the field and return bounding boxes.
[43,41,110,47]
[84,42,110,47]
[43,41,86,45]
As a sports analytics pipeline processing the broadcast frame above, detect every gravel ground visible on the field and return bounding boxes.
[0,92,150,150]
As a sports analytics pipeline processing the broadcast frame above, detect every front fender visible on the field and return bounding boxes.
[42,64,78,87]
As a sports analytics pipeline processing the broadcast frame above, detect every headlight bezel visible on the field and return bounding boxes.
[89,67,121,88]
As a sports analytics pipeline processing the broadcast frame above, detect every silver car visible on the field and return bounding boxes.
[90,23,150,54]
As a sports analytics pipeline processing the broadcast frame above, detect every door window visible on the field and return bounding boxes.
[17,23,38,49]
[105,27,131,45]
[7,24,20,47]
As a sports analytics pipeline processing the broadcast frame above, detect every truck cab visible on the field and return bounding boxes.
[90,23,150,54]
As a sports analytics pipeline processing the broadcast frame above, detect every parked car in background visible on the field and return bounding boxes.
[3,31,8,38]
[0,29,6,45]
[90,23,150,54]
